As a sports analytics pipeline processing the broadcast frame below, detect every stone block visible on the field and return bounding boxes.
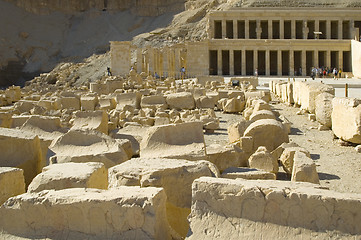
[140,121,206,161]
[115,92,141,110]
[14,100,37,113]
[195,96,216,109]
[248,146,278,174]
[60,97,80,110]
[291,151,320,184]
[11,115,30,128]
[49,130,130,168]
[279,147,310,174]
[28,162,108,193]
[166,92,195,110]
[110,126,146,156]
[206,144,247,172]
[154,117,170,126]
[271,142,299,160]
[4,86,21,103]
[108,157,217,237]
[239,136,253,153]
[71,110,108,135]
[243,119,289,152]
[227,117,249,143]
[249,110,275,122]
[80,95,98,111]
[0,187,171,239]
[222,97,245,113]
[0,112,13,128]
[332,97,361,143]
[0,167,25,205]
[141,95,168,110]
[187,177,361,239]
[230,77,258,88]
[98,96,116,110]
[221,167,276,180]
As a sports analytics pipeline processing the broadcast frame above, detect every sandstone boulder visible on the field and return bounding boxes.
[248,146,278,173]
[140,122,206,160]
[71,110,108,135]
[0,167,25,205]
[0,187,171,239]
[49,130,130,168]
[28,162,108,193]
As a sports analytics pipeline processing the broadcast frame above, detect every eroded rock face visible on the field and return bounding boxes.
[0,167,25,205]
[28,162,108,193]
[0,187,171,239]
[187,177,361,239]
[140,121,206,160]
[49,129,130,168]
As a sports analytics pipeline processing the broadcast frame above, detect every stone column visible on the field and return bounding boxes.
[136,48,143,73]
[217,49,222,75]
[245,20,250,39]
[175,48,180,78]
[230,50,234,75]
[265,50,270,76]
[326,20,331,39]
[148,47,155,75]
[163,48,168,77]
[222,20,226,39]
[268,20,273,39]
[303,20,309,39]
[339,51,343,71]
[277,50,282,76]
[291,20,296,39]
[253,49,258,75]
[314,50,319,68]
[302,50,306,76]
[338,20,343,39]
[280,20,284,39]
[256,20,262,39]
[233,19,238,39]
[326,50,331,68]
[289,50,294,76]
[241,50,246,76]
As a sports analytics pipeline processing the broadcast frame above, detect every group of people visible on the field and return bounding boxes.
[311,67,342,80]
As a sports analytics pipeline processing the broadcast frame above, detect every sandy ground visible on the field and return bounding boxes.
[204,92,361,195]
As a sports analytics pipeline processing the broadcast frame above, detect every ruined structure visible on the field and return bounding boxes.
[111,8,361,78]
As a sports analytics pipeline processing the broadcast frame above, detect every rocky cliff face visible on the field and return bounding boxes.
[3,0,186,16]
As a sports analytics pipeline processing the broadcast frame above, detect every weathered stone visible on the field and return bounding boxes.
[141,95,167,110]
[249,109,275,122]
[0,187,171,239]
[227,117,249,143]
[166,92,195,110]
[271,142,299,160]
[315,92,333,128]
[80,95,99,111]
[0,167,25,205]
[140,122,206,160]
[108,157,217,237]
[279,147,310,174]
[248,146,278,173]
[206,144,247,171]
[71,110,108,135]
[222,97,245,113]
[291,151,320,184]
[115,92,141,110]
[221,167,276,180]
[60,97,80,110]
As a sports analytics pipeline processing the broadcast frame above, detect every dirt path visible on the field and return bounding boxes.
[204,98,361,194]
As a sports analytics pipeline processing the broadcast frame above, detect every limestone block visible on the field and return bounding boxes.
[38,99,57,111]
[71,110,108,135]
[0,187,171,239]
[140,121,206,161]
[271,142,299,160]
[249,109,275,122]
[244,119,289,152]
[90,82,108,95]
[252,99,271,112]
[227,117,250,143]
[49,130,129,168]
[0,167,25,205]
[200,115,219,130]
[14,100,37,113]
[115,92,141,110]
[279,147,310,174]
[60,97,80,110]
[0,112,12,128]
[206,144,247,172]
[195,96,216,109]
[28,162,107,193]
[0,128,44,186]
[228,90,245,100]
[4,86,21,103]
[331,97,361,143]
[166,92,195,110]
[221,167,276,180]
[223,97,245,113]
[141,95,168,110]
[80,95,98,111]
[187,177,361,239]
[110,125,146,156]
[108,157,217,237]
[154,117,170,126]
[11,115,30,128]
[291,151,320,184]
[239,136,253,153]
[99,96,116,110]
[248,146,278,174]
[244,90,271,102]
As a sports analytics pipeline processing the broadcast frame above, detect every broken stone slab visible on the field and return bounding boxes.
[187,177,361,239]
[108,157,218,237]
[0,167,25,205]
[49,129,130,168]
[140,121,206,161]
[0,128,44,186]
[248,146,278,174]
[0,187,171,239]
[221,167,276,180]
[206,144,247,172]
[27,162,108,193]
[332,97,361,144]
[279,147,311,174]
[291,151,320,184]
[71,110,108,135]
[166,92,195,110]
[243,119,289,152]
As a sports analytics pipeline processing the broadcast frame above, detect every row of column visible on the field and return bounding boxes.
[214,49,344,76]
[215,19,357,40]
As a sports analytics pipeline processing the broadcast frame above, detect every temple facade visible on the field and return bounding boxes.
[111,8,361,78]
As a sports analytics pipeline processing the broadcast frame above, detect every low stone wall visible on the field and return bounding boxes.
[187,177,361,239]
